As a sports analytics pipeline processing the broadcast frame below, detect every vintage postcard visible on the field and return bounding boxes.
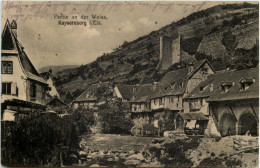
[1,1,259,167]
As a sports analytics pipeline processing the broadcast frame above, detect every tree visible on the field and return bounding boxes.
[97,100,133,134]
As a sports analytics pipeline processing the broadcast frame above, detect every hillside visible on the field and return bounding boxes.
[38,65,79,75]
[52,3,259,101]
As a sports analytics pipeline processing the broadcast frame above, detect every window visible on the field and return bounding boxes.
[159,97,163,105]
[30,84,36,98]
[169,96,174,103]
[221,82,233,93]
[2,61,13,74]
[202,68,209,74]
[221,85,230,93]
[42,87,45,99]
[154,99,156,105]
[2,83,11,95]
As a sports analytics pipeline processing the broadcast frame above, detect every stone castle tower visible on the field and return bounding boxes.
[157,35,181,71]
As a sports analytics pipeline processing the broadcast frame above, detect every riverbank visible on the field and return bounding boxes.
[78,134,258,167]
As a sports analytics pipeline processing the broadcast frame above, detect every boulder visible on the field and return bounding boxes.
[152,138,165,144]
[114,156,119,161]
[89,164,100,167]
[119,153,128,158]
[127,153,145,161]
[129,150,135,155]
[149,143,162,148]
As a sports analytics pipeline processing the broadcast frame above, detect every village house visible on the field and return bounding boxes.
[1,20,49,120]
[207,68,259,136]
[181,70,234,135]
[150,59,215,129]
[46,97,69,114]
[130,84,154,127]
[40,69,60,99]
[72,82,112,110]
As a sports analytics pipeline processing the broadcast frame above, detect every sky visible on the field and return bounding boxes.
[1,1,248,69]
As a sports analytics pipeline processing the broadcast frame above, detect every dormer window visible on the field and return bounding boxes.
[221,82,233,93]
[202,67,209,74]
[240,78,255,91]
[170,82,175,90]
[199,86,204,92]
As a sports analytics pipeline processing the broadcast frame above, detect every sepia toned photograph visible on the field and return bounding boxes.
[1,1,259,167]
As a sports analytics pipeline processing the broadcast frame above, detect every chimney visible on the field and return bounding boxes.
[153,82,158,91]
[209,83,214,92]
[188,62,194,73]
[11,20,17,37]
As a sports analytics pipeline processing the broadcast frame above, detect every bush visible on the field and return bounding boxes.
[160,138,200,167]
[143,124,158,135]
[148,137,200,167]
[198,156,242,167]
[72,107,95,134]
[1,112,80,167]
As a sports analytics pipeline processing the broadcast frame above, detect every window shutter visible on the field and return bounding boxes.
[30,84,33,97]
[11,83,17,95]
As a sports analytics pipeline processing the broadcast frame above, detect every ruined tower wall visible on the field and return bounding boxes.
[160,36,173,71]
[158,35,181,71]
[172,36,181,64]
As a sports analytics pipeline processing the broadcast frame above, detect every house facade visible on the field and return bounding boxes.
[181,71,233,134]
[40,69,60,98]
[150,60,215,129]
[72,82,112,110]
[1,20,49,120]
[130,84,154,127]
[1,20,48,105]
[207,68,259,136]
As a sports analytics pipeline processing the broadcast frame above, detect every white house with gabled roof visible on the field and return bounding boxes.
[1,20,48,111]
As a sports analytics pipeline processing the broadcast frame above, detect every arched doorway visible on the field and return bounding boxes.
[239,112,257,136]
[219,112,236,136]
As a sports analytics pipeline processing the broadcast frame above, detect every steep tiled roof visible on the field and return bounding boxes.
[115,84,134,101]
[75,82,110,102]
[2,20,47,84]
[26,71,49,84]
[183,70,234,99]
[130,84,154,103]
[152,60,210,98]
[178,112,208,120]
[207,68,259,101]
